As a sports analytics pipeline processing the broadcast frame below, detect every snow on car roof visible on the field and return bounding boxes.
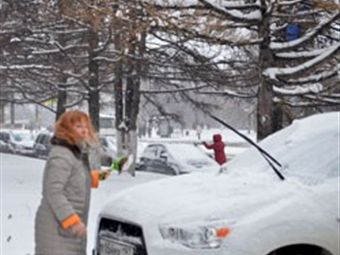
[227,111,339,183]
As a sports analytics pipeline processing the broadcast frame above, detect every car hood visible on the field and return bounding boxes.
[18,140,34,148]
[100,171,299,225]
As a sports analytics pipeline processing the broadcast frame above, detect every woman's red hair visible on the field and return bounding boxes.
[54,110,98,145]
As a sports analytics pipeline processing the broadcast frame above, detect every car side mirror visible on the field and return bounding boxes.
[160,153,168,162]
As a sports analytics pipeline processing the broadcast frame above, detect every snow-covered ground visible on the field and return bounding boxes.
[1,153,168,255]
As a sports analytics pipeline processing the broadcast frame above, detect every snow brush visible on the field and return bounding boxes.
[99,155,134,180]
[99,154,135,179]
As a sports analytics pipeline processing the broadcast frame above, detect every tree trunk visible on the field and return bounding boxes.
[55,83,67,121]
[124,65,141,176]
[0,102,5,125]
[273,102,284,132]
[116,129,137,174]
[88,29,100,131]
[257,1,274,141]
[88,87,100,131]
[114,20,145,175]
[125,71,141,131]
[113,27,125,154]
[10,101,15,126]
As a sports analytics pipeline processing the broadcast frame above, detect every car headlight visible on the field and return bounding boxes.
[159,220,233,249]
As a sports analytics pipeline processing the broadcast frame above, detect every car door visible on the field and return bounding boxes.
[35,134,51,158]
[139,145,159,172]
[0,132,10,143]
[42,134,52,157]
[0,132,13,152]
[33,134,43,157]
[149,146,177,175]
[145,145,164,174]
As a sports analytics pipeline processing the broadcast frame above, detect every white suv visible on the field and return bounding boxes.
[94,112,339,255]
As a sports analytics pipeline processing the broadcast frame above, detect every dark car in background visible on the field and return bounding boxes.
[31,132,116,164]
[33,132,53,159]
[0,131,14,153]
[136,143,220,175]
[0,129,27,153]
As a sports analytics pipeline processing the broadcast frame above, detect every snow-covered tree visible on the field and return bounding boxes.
[195,0,339,139]
[0,0,117,125]
[1,0,338,166]
[124,0,339,140]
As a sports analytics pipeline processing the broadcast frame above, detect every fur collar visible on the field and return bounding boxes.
[50,136,82,158]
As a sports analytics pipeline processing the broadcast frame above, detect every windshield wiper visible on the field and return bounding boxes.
[209,114,285,181]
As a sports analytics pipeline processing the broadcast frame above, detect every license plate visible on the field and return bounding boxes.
[99,237,135,255]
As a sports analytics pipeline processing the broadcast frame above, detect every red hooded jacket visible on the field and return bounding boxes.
[203,134,227,165]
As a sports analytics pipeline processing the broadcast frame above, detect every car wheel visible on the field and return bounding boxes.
[37,150,43,159]
[169,164,180,175]
[269,245,324,255]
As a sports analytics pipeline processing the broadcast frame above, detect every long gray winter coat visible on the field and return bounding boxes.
[35,138,100,255]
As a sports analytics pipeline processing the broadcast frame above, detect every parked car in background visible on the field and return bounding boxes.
[0,140,11,153]
[99,136,117,166]
[33,132,52,159]
[136,143,220,175]
[11,130,35,156]
[0,129,25,153]
[94,112,339,255]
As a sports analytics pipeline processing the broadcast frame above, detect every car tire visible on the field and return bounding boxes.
[37,151,43,159]
[269,245,324,255]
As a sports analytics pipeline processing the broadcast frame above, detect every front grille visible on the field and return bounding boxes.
[97,218,148,255]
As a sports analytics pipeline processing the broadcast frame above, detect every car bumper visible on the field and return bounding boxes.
[94,217,251,255]
[142,243,250,255]
[94,238,250,255]
[19,148,34,155]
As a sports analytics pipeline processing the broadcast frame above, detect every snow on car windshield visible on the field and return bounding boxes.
[225,112,339,185]
[166,143,216,167]
[14,131,34,142]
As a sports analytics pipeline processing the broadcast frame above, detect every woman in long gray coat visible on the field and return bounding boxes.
[35,110,108,255]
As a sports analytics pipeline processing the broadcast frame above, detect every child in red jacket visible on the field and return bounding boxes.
[203,134,227,165]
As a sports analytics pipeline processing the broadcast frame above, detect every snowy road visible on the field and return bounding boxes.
[1,153,167,255]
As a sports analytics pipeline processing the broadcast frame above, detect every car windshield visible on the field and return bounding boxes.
[12,133,22,142]
[226,113,339,185]
[165,143,216,167]
[15,132,34,142]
